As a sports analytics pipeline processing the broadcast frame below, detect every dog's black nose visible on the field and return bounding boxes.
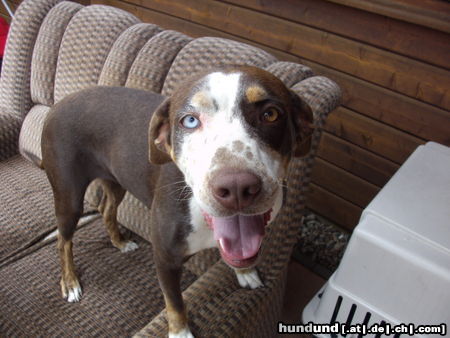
[211,170,262,211]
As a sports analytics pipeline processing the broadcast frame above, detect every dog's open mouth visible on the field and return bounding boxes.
[202,210,272,268]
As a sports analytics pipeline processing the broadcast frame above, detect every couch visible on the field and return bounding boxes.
[0,0,341,336]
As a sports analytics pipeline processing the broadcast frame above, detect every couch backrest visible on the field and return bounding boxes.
[0,0,62,117]
[30,1,83,106]
[2,0,320,113]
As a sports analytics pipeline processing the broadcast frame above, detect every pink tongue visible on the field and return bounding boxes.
[212,214,265,260]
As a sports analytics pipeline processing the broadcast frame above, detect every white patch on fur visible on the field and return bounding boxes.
[234,268,264,289]
[168,327,195,338]
[179,71,285,217]
[207,72,240,113]
[67,285,83,303]
[120,241,139,253]
[185,198,216,255]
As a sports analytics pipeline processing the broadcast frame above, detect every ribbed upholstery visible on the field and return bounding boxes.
[0,0,62,116]
[98,23,162,87]
[125,30,192,92]
[117,192,153,241]
[0,216,196,336]
[162,37,277,96]
[0,156,56,262]
[30,1,83,105]
[0,0,63,160]
[0,112,22,161]
[53,5,139,102]
[0,156,94,266]
[265,61,314,88]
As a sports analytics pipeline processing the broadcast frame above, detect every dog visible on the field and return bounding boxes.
[40,65,314,337]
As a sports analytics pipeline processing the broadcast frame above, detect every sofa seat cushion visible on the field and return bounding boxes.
[0,155,96,263]
[0,217,197,336]
[0,155,57,261]
[0,110,22,161]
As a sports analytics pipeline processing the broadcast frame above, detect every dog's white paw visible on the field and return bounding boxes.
[67,285,83,303]
[235,268,264,289]
[168,327,194,338]
[120,241,139,253]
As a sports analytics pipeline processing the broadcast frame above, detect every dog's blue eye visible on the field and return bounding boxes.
[181,115,200,129]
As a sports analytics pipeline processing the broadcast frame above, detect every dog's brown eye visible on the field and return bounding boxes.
[262,108,280,123]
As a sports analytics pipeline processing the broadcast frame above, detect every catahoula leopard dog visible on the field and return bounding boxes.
[39,65,314,337]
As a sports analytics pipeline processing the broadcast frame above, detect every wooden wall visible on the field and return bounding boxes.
[14,0,450,231]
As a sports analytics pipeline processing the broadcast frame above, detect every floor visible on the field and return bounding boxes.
[279,259,326,337]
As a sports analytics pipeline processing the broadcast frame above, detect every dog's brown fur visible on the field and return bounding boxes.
[41,66,314,336]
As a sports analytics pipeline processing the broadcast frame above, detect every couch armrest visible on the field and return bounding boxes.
[291,76,342,131]
[135,260,286,338]
[0,112,22,161]
[287,76,342,207]
[0,0,65,162]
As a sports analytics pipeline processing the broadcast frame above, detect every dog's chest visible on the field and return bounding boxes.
[185,198,217,255]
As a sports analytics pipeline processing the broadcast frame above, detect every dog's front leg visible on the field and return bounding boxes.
[155,262,194,338]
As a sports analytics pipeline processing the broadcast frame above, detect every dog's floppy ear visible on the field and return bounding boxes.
[290,91,315,157]
[148,98,172,165]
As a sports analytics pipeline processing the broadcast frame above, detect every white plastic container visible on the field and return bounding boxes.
[302,142,450,337]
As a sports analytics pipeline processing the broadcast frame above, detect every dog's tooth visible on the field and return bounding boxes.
[218,238,225,251]
[235,269,263,289]
[236,273,246,288]
[249,272,264,289]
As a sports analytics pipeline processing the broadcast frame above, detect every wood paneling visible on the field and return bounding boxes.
[311,158,380,208]
[307,184,362,231]
[111,0,450,110]
[317,133,400,187]
[307,62,450,145]
[325,0,450,32]
[90,0,450,230]
[325,107,424,164]
[223,0,450,68]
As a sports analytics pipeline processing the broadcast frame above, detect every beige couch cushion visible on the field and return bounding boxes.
[0,0,62,118]
[53,5,139,103]
[98,23,162,87]
[125,30,192,92]
[162,36,277,96]
[30,1,83,106]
